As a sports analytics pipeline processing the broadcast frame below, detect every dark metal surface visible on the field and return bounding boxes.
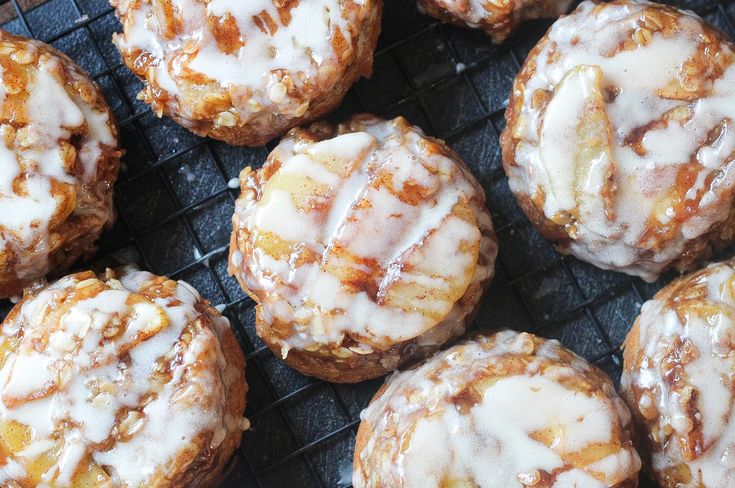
[2,0,735,486]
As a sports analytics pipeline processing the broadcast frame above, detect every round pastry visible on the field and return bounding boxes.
[229,114,497,383]
[418,0,574,43]
[0,268,247,487]
[353,330,642,487]
[111,0,382,146]
[622,259,735,487]
[500,0,735,282]
[0,31,120,299]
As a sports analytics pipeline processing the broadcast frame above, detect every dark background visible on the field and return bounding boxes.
[1,0,732,486]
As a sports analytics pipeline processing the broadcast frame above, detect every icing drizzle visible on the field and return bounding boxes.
[230,116,496,356]
[622,260,735,487]
[504,0,735,280]
[354,331,641,487]
[0,33,117,289]
[0,268,242,487]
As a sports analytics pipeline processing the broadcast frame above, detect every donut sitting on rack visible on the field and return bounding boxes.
[622,259,735,487]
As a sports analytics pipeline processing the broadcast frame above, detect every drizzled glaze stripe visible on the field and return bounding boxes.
[502,0,735,281]
[229,115,497,360]
[354,331,641,487]
[622,260,735,487]
[0,268,247,488]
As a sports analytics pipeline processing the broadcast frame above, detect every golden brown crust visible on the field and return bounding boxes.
[255,313,470,384]
[112,0,382,146]
[0,31,121,298]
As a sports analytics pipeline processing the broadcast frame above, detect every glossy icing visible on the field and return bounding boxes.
[504,0,735,280]
[622,260,735,487]
[113,0,374,128]
[355,331,641,487]
[0,268,244,487]
[0,35,117,287]
[229,116,496,358]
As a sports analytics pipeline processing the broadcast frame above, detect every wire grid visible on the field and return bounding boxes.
[1,0,735,486]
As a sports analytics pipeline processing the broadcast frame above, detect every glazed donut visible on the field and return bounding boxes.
[0,268,247,487]
[111,0,382,146]
[229,115,497,383]
[622,259,735,487]
[501,0,735,281]
[0,31,120,299]
[418,0,574,43]
[353,330,642,487]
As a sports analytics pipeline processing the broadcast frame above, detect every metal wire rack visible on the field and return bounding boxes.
[2,0,735,486]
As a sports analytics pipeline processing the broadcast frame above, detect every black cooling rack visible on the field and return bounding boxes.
[3,0,735,486]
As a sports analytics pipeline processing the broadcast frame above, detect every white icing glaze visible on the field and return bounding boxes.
[230,116,496,355]
[0,268,241,487]
[354,331,641,487]
[113,0,372,124]
[621,260,735,487]
[0,459,26,484]
[505,0,735,281]
[0,34,117,286]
